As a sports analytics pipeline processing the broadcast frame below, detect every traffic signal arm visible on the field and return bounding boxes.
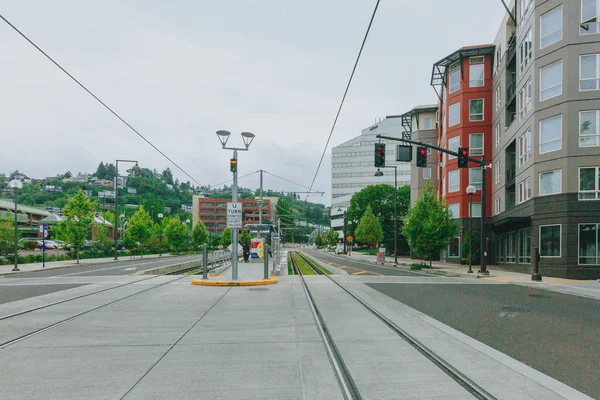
[376,134,485,167]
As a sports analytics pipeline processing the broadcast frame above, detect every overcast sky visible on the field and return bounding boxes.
[1,0,506,205]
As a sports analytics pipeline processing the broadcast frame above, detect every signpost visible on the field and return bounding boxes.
[39,224,48,268]
[227,202,243,229]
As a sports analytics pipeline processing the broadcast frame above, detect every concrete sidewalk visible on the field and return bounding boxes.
[0,254,171,276]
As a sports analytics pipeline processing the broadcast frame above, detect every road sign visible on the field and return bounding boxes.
[347,235,353,243]
[227,202,243,228]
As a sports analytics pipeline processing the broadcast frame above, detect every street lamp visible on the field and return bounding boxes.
[375,166,398,264]
[186,219,191,253]
[337,207,347,254]
[114,160,141,260]
[216,130,256,280]
[157,213,163,256]
[9,179,23,272]
[466,185,476,274]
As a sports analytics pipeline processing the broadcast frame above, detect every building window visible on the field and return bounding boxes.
[579,167,600,200]
[495,160,501,184]
[469,99,484,121]
[495,124,501,147]
[518,78,532,120]
[448,237,460,258]
[495,85,502,110]
[540,225,561,257]
[580,54,600,91]
[469,133,484,155]
[540,5,563,49]
[469,63,484,87]
[518,177,532,204]
[519,228,532,264]
[518,128,532,166]
[449,102,460,126]
[423,118,432,129]
[494,197,501,215]
[539,169,562,196]
[519,28,533,72]
[469,168,482,190]
[470,202,482,217]
[540,60,562,101]
[581,0,600,34]
[448,170,460,192]
[496,46,502,70]
[448,203,460,219]
[442,176,446,197]
[520,0,533,18]
[449,62,460,93]
[448,136,460,159]
[580,110,600,147]
[423,168,431,180]
[539,115,562,154]
[579,224,599,265]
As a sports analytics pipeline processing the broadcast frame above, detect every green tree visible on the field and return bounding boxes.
[192,221,209,248]
[239,229,252,246]
[314,233,326,247]
[355,205,384,246]
[0,219,13,258]
[402,183,460,267]
[56,190,96,263]
[347,184,410,254]
[92,224,113,255]
[162,168,174,185]
[95,162,107,179]
[326,228,339,247]
[220,228,232,248]
[164,217,188,253]
[125,206,155,255]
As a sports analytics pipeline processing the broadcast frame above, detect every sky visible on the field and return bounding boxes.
[0,0,506,205]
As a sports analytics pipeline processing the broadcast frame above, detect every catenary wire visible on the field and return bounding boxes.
[304,0,381,200]
[263,170,323,194]
[0,14,202,187]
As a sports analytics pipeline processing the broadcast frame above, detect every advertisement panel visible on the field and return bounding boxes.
[250,238,265,259]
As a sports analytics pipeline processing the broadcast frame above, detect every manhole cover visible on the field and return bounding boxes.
[248,287,269,291]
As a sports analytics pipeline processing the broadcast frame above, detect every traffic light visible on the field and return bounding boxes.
[230,158,237,173]
[458,147,469,168]
[416,146,427,167]
[374,143,386,168]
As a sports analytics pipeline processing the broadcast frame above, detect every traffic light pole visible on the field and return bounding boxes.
[377,134,488,274]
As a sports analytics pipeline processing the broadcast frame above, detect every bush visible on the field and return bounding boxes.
[23,241,38,250]
[410,263,423,270]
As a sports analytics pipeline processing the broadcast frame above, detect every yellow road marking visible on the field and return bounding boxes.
[483,277,513,283]
[351,271,369,275]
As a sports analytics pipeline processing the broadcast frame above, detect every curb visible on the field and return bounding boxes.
[191,277,278,287]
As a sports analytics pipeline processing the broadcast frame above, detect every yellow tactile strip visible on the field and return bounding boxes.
[191,278,278,287]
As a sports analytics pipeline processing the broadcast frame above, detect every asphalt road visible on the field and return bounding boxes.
[368,282,600,399]
[5,255,204,278]
[0,284,87,304]
[303,249,427,277]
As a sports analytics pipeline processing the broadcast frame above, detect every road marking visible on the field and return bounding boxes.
[123,267,137,272]
[351,271,369,275]
[483,277,513,283]
[498,311,520,318]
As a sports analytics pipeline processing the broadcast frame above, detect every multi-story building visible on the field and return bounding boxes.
[192,196,271,235]
[330,116,410,238]
[409,0,600,279]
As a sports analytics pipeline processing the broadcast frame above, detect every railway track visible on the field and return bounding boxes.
[290,251,497,400]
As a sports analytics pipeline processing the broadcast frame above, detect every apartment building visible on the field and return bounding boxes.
[410,0,600,279]
[192,196,271,235]
[330,116,410,238]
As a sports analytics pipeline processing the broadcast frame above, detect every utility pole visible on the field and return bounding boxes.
[232,150,239,280]
[259,169,263,225]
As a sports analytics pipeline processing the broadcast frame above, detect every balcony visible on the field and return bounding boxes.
[506,36,516,67]
[506,166,516,188]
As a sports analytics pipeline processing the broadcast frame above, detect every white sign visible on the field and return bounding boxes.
[227,217,242,229]
[226,202,243,228]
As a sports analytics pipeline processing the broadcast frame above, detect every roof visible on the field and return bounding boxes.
[399,104,439,134]
[430,44,496,100]
[39,214,113,227]
[0,199,51,217]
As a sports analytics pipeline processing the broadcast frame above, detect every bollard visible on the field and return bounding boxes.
[264,244,269,279]
[531,247,542,281]
[202,244,208,279]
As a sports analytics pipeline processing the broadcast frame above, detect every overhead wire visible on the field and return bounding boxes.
[208,170,260,189]
[304,0,381,200]
[263,171,323,195]
[0,14,202,186]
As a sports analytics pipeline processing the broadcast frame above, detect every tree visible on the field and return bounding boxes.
[239,229,251,246]
[162,168,174,185]
[56,190,96,263]
[0,219,13,259]
[95,162,107,179]
[220,228,232,248]
[402,183,459,267]
[347,184,410,254]
[326,228,339,247]
[125,206,155,255]
[163,217,188,253]
[355,205,384,247]
[192,221,209,248]
[314,233,326,247]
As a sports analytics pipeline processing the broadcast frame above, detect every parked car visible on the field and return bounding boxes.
[42,240,59,250]
[53,240,72,250]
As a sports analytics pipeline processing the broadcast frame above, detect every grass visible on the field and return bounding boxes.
[293,254,316,275]
[288,258,293,275]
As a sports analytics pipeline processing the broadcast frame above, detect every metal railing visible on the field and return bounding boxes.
[506,166,516,187]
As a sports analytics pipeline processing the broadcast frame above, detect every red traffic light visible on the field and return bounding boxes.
[461,149,468,156]
[419,148,427,155]
[377,145,385,151]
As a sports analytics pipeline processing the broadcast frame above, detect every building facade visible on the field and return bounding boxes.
[192,196,271,235]
[409,0,600,279]
[330,116,410,238]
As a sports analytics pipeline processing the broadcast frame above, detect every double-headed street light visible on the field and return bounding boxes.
[466,185,477,274]
[114,160,141,260]
[375,166,398,264]
[9,179,23,272]
[216,130,256,280]
[157,213,164,256]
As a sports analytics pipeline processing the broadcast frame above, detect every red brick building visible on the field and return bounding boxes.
[194,197,271,234]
